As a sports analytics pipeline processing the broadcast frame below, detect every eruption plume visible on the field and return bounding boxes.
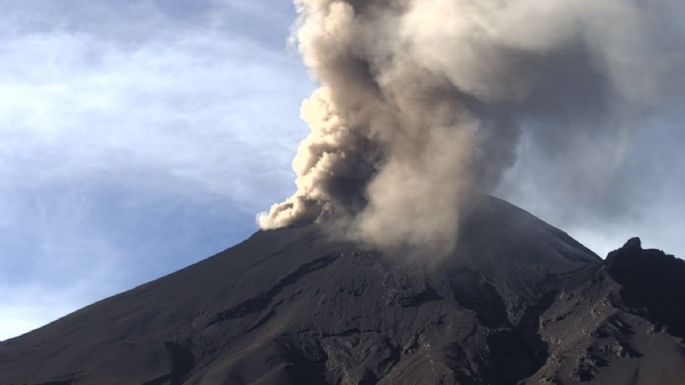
[259,0,683,256]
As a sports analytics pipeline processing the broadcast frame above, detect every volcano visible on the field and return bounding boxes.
[1,196,683,385]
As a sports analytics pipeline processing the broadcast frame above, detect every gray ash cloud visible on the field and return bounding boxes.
[260,0,684,256]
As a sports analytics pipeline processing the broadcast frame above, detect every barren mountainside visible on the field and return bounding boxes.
[1,197,683,385]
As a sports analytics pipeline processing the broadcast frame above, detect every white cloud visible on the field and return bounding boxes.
[0,1,313,340]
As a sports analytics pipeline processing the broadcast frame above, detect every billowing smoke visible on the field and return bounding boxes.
[259,0,683,256]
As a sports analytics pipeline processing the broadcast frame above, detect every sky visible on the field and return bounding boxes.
[0,0,315,340]
[0,0,683,341]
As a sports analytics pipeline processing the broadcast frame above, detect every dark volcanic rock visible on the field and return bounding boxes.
[606,238,685,338]
[525,238,685,385]
[0,197,683,385]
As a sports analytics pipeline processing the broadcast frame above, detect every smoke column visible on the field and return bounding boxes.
[259,0,683,256]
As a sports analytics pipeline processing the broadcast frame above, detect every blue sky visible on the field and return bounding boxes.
[1,0,683,340]
[0,0,315,340]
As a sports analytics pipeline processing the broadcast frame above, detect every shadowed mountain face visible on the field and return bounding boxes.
[1,197,683,385]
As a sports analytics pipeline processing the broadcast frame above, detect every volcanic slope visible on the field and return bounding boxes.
[1,196,683,385]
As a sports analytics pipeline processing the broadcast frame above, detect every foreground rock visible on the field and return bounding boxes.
[0,197,682,385]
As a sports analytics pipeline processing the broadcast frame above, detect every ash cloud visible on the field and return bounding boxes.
[259,0,684,256]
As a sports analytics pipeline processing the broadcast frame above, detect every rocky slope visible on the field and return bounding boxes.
[0,197,682,385]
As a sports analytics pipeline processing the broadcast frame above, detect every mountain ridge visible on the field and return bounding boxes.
[1,196,682,385]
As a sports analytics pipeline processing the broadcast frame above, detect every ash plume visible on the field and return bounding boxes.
[259,0,684,256]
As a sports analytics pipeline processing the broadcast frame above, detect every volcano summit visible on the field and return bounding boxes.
[1,196,683,385]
